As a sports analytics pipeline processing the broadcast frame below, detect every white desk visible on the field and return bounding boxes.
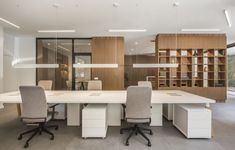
[0,90,215,126]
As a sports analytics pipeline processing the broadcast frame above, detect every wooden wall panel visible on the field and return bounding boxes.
[124,55,157,89]
[91,37,124,90]
[157,34,227,49]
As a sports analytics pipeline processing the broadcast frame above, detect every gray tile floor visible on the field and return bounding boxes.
[1,93,235,150]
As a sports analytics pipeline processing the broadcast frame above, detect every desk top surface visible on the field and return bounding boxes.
[0,90,215,104]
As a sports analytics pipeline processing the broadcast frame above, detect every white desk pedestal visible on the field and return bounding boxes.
[108,104,121,126]
[150,104,162,126]
[67,104,80,126]
[163,104,173,120]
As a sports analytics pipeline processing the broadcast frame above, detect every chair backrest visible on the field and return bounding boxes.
[19,86,47,122]
[87,80,102,90]
[138,81,152,89]
[126,86,152,120]
[38,80,53,90]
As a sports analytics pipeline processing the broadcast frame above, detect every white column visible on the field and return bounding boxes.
[0,26,4,109]
[0,26,3,92]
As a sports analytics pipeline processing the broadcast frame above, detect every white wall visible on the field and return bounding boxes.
[0,27,3,93]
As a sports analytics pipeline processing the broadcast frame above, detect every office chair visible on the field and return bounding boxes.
[120,86,152,147]
[138,81,152,89]
[38,80,59,120]
[122,81,152,121]
[87,80,102,90]
[18,86,58,148]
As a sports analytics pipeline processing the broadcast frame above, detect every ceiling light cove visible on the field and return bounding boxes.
[0,18,20,29]
[181,29,221,32]
[108,29,147,33]
[38,30,76,33]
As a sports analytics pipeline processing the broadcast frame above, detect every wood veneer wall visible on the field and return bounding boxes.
[91,37,124,90]
[124,55,157,88]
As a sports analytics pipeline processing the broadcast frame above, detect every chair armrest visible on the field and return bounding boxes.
[48,103,59,109]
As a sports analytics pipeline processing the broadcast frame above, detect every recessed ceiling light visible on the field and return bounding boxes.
[181,29,221,32]
[109,29,147,33]
[134,42,138,45]
[38,30,76,33]
[131,49,134,51]
[0,18,20,29]
[224,9,232,27]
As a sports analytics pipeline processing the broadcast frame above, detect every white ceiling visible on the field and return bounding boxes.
[0,0,234,54]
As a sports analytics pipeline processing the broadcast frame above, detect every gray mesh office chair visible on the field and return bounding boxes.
[122,81,152,121]
[18,86,58,148]
[138,81,152,89]
[87,80,102,90]
[38,80,59,120]
[120,86,152,147]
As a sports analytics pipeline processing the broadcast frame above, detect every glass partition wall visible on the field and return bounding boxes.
[36,38,91,90]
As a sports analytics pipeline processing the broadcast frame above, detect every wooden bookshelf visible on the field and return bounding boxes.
[155,34,227,101]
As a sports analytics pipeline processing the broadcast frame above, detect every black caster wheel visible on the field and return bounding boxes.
[120,130,123,134]
[24,143,29,148]
[18,135,22,140]
[147,142,151,147]
[50,135,54,140]
[135,132,138,135]
[55,126,59,130]
[125,141,129,146]
[150,131,153,135]
[39,131,42,135]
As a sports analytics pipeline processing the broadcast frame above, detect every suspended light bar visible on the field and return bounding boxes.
[13,64,59,69]
[108,29,147,33]
[38,30,76,33]
[133,64,179,68]
[73,64,118,68]
[0,18,20,29]
[224,9,232,27]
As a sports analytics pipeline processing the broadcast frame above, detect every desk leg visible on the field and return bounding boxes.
[108,104,121,126]
[67,104,80,126]
[150,104,163,126]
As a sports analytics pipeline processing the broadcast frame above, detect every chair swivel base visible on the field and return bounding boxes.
[120,124,152,147]
[18,123,58,148]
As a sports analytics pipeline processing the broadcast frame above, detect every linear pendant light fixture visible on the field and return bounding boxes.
[73,64,118,68]
[133,64,179,68]
[108,29,147,33]
[181,29,221,32]
[38,30,76,33]
[0,17,20,29]
[224,9,232,27]
[13,64,59,69]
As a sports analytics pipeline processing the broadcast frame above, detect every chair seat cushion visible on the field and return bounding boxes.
[127,118,150,123]
[22,113,52,123]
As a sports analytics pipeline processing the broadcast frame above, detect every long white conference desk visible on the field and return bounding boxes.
[0,90,215,127]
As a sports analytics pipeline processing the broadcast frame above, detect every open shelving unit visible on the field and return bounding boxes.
[156,34,227,101]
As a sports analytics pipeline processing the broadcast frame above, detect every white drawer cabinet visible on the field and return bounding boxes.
[82,104,108,138]
[173,104,212,138]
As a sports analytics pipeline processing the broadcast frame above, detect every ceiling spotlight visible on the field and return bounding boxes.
[113,2,120,8]
[173,1,180,7]
[131,49,134,51]
[134,42,138,45]
[52,3,60,8]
